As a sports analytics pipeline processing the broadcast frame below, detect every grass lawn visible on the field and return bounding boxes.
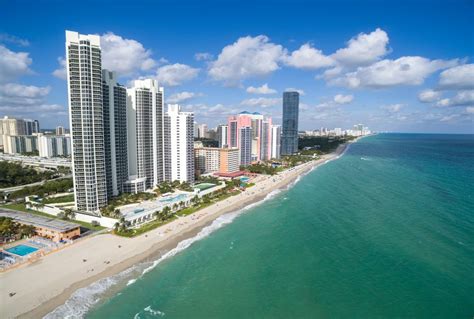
[0,203,105,231]
[42,194,74,204]
[114,189,242,238]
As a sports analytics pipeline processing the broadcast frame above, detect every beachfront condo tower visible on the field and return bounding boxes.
[239,126,252,166]
[66,30,107,213]
[271,125,281,159]
[126,79,165,189]
[103,70,129,196]
[281,91,299,155]
[164,104,195,183]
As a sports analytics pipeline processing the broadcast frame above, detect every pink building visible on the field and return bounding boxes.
[227,111,273,163]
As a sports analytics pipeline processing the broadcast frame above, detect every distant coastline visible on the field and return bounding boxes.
[1,138,361,319]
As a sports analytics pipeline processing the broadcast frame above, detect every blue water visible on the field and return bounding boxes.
[6,244,38,256]
[53,134,474,318]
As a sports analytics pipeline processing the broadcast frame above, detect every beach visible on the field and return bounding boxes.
[0,142,349,319]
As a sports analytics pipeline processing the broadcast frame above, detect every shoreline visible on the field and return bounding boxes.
[1,140,357,319]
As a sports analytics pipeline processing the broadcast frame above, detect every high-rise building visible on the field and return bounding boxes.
[217,124,228,148]
[66,30,107,213]
[260,118,272,161]
[164,104,194,183]
[24,119,40,135]
[56,126,66,135]
[271,125,281,159]
[103,70,128,196]
[194,147,220,175]
[3,135,38,154]
[281,91,299,155]
[219,148,240,174]
[38,134,71,158]
[0,116,26,136]
[227,111,270,163]
[239,126,252,166]
[127,79,165,189]
[197,124,208,138]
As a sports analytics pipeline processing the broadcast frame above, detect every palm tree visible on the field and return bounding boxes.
[113,209,122,219]
[179,201,185,209]
[162,206,172,219]
[113,222,120,232]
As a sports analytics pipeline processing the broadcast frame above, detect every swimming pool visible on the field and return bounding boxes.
[159,193,188,203]
[5,244,38,256]
[240,177,250,183]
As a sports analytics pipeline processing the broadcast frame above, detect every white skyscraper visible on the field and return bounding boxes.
[126,79,165,189]
[66,30,107,213]
[271,125,281,159]
[164,104,194,183]
[103,70,128,196]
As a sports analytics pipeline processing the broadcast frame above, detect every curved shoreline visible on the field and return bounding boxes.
[1,140,358,319]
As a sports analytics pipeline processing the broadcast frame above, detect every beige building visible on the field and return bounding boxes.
[0,211,80,243]
[195,147,240,175]
[2,135,38,154]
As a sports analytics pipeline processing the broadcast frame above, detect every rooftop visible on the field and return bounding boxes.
[0,210,80,233]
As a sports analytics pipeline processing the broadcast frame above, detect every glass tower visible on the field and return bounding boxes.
[281,91,299,155]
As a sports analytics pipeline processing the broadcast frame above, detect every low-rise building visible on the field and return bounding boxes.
[0,210,80,242]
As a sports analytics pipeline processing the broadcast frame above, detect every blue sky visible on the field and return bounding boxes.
[0,0,473,132]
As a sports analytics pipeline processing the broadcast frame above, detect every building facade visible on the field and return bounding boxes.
[217,124,228,148]
[56,126,66,135]
[281,91,299,155]
[2,135,38,154]
[126,79,165,189]
[219,148,240,174]
[103,70,128,197]
[24,119,40,135]
[271,125,281,159]
[194,147,220,175]
[38,134,71,158]
[239,126,252,166]
[164,104,194,183]
[66,30,107,213]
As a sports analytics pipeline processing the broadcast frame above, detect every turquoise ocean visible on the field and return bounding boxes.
[47,134,474,318]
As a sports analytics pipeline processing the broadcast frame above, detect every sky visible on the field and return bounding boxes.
[0,0,473,133]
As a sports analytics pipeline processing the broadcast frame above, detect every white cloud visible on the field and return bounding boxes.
[438,64,474,90]
[194,52,213,61]
[246,83,277,94]
[0,33,30,47]
[0,83,51,107]
[440,114,460,122]
[166,91,201,104]
[333,94,354,104]
[436,90,474,107]
[330,56,458,88]
[154,63,199,86]
[466,106,474,114]
[284,88,305,95]
[0,82,65,117]
[285,43,334,69]
[381,103,404,113]
[52,57,67,80]
[418,89,441,103]
[53,32,158,79]
[332,28,390,66]
[241,97,281,108]
[208,35,286,85]
[0,45,32,83]
[101,32,156,75]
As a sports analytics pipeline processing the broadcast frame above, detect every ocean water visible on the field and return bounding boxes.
[57,134,474,318]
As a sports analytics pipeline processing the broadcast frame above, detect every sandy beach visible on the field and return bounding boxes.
[0,142,351,319]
